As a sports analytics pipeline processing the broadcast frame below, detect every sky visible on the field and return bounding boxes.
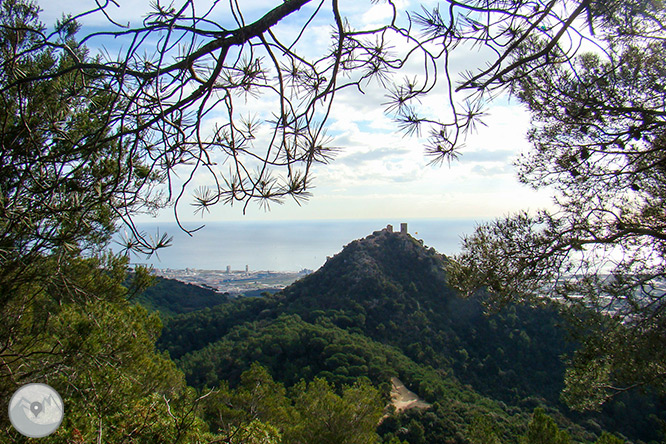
[36,0,554,224]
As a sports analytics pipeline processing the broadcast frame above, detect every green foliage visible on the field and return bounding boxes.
[173,311,546,442]
[378,402,526,444]
[133,276,227,316]
[174,313,402,389]
[159,295,275,359]
[200,364,383,444]
[403,419,426,444]
[225,419,282,444]
[468,415,503,444]
[0,255,215,442]
[202,363,293,436]
[445,0,666,414]
[522,408,571,444]
[0,4,216,440]
[0,0,165,276]
[288,378,383,444]
[594,432,626,444]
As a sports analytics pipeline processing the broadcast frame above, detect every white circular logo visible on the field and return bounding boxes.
[8,383,64,438]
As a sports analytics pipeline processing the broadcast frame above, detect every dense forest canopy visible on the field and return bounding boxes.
[155,230,665,443]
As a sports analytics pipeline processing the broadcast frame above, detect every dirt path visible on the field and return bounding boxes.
[389,377,431,413]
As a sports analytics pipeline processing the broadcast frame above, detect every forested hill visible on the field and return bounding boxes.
[276,228,571,403]
[280,228,454,321]
[157,228,665,443]
[162,228,569,403]
[133,275,226,316]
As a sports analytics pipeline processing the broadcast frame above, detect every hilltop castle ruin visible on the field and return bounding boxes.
[385,223,408,234]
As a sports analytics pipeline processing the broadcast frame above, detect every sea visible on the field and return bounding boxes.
[118,219,485,272]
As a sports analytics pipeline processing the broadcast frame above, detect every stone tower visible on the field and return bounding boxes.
[400,223,408,234]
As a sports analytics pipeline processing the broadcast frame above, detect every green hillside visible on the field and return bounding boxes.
[133,275,227,316]
[156,228,666,443]
[278,229,571,405]
[177,313,536,442]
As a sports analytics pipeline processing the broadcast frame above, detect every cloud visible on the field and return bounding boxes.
[459,149,516,163]
[336,147,411,166]
[470,164,514,176]
[315,159,424,190]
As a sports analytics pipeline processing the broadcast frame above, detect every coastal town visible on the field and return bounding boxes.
[153,266,314,296]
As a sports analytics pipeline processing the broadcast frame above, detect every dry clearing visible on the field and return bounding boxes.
[389,377,431,413]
